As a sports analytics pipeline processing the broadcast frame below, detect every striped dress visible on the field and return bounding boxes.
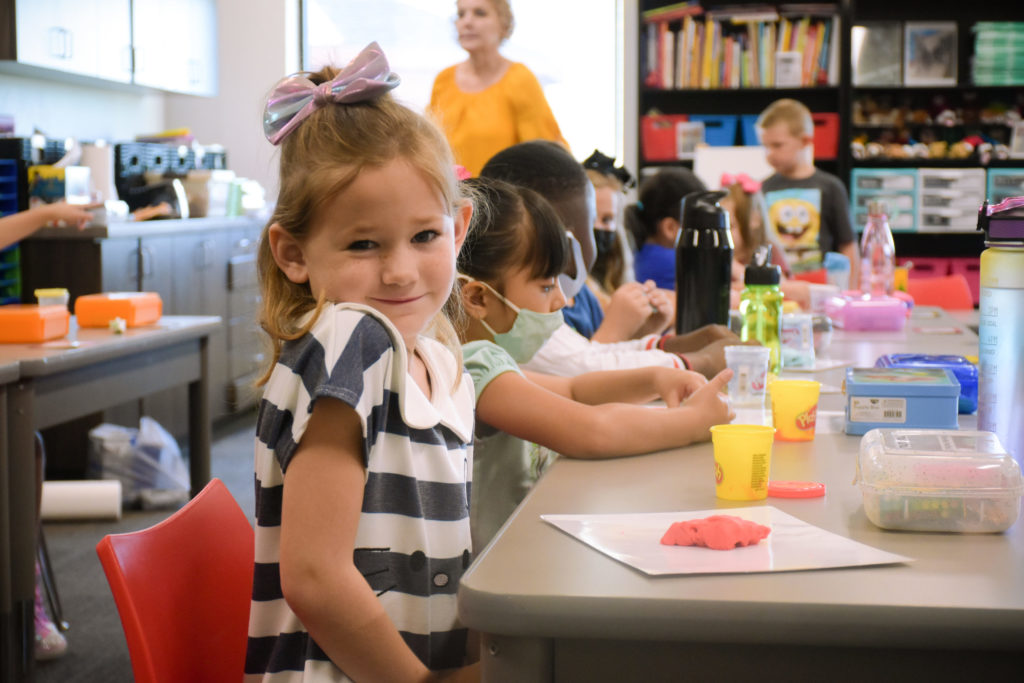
[246,304,475,681]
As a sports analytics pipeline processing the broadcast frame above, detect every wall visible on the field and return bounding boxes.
[163,0,299,203]
[0,72,165,141]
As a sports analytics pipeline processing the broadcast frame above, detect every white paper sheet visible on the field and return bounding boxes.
[782,357,855,373]
[542,506,910,576]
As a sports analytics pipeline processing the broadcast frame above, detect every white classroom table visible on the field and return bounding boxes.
[457,308,1023,682]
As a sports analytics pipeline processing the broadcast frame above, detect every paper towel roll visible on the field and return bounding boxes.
[41,480,123,521]
[80,142,118,201]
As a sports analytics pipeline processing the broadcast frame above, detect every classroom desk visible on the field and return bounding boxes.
[0,315,220,683]
[458,310,1024,682]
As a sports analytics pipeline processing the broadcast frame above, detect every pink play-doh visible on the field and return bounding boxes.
[660,515,771,550]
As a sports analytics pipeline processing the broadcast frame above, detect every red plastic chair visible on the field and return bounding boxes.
[906,274,975,310]
[791,268,828,284]
[96,478,254,683]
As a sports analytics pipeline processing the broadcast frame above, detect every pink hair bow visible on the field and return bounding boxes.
[263,41,400,145]
[720,172,761,193]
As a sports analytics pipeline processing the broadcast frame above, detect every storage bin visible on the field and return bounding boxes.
[641,113,688,162]
[811,112,839,160]
[740,114,760,146]
[824,295,907,331]
[844,367,960,435]
[852,168,917,192]
[918,168,985,192]
[688,114,738,146]
[0,304,70,343]
[948,257,980,305]
[875,353,978,414]
[986,168,1024,203]
[856,428,1023,533]
[896,256,950,279]
[75,292,163,328]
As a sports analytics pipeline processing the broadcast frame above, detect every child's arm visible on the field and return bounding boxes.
[477,369,734,459]
[526,365,707,408]
[0,202,96,250]
[279,397,477,683]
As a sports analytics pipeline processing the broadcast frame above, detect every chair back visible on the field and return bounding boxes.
[96,478,254,683]
[906,273,975,310]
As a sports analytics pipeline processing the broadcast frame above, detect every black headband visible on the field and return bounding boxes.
[582,149,635,189]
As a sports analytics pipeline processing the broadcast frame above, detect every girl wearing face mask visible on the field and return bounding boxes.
[455,178,735,549]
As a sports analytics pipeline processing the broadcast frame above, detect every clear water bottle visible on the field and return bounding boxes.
[859,199,896,296]
[739,245,783,374]
[977,198,1024,466]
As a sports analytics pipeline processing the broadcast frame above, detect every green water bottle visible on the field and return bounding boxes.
[739,245,783,373]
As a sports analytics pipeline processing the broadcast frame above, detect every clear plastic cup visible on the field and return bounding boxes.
[724,345,771,407]
[710,424,777,500]
[770,379,821,441]
[34,288,69,308]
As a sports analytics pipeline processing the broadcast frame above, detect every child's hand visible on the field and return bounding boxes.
[599,281,661,341]
[681,369,735,430]
[653,367,707,408]
[636,284,674,337]
[662,324,739,354]
[42,201,100,230]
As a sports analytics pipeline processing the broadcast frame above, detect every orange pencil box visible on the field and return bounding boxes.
[0,304,70,343]
[75,292,163,328]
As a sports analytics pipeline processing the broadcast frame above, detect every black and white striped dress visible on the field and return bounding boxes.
[246,304,475,681]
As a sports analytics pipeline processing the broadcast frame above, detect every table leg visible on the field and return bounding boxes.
[480,634,552,682]
[187,335,211,497]
[7,381,36,682]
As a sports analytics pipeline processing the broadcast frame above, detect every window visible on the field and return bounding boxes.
[301,0,622,162]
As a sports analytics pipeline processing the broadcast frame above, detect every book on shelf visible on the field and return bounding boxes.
[643,1,703,24]
[642,6,838,90]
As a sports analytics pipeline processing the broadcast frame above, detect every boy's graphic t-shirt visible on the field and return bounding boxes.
[247,304,475,681]
[762,169,854,274]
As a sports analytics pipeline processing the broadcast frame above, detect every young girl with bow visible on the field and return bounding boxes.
[249,43,479,682]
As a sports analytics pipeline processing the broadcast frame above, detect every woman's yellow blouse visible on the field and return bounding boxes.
[430,62,568,177]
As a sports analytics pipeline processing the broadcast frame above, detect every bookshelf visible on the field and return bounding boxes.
[635,0,1024,268]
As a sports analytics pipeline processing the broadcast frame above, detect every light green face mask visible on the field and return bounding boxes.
[463,277,564,363]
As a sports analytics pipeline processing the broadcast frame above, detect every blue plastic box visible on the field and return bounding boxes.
[874,354,978,414]
[688,115,739,146]
[741,114,760,146]
[844,367,960,435]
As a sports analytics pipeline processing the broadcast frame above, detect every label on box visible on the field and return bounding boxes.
[850,397,906,423]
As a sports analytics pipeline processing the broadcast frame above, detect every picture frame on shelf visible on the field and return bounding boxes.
[852,22,902,86]
[903,22,958,86]
[676,121,705,160]
[1010,121,1024,159]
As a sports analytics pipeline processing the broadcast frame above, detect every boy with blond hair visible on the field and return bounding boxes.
[758,98,857,282]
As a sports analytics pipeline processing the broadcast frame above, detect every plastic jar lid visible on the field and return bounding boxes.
[768,481,826,498]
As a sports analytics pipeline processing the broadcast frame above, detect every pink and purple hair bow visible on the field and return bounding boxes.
[262,41,400,145]
[720,172,761,194]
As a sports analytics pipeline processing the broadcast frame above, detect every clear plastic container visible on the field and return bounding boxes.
[34,287,69,308]
[856,429,1024,533]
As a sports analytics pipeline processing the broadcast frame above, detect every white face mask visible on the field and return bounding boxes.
[460,276,564,363]
[558,232,587,301]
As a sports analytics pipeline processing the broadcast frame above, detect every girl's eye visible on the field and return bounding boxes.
[412,230,440,244]
[347,240,376,251]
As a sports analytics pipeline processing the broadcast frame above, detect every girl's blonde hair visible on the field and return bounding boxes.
[257,64,465,386]
[724,182,769,266]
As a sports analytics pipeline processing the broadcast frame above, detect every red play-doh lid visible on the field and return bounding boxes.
[768,481,826,498]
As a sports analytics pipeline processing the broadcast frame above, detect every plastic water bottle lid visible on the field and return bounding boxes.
[867,199,888,216]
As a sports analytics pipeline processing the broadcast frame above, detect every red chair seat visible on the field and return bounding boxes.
[905,273,975,310]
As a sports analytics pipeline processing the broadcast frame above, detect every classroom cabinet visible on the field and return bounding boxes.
[9,0,132,83]
[0,0,217,95]
[131,0,217,96]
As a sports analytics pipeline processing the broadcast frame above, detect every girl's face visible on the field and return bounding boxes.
[593,186,618,233]
[456,0,504,54]
[279,159,468,350]
[486,266,565,334]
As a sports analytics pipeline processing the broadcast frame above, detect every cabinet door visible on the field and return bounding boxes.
[15,0,131,83]
[99,237,141,293]
[132,0,217,95]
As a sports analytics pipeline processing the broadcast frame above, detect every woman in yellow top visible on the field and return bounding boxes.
[430,0,568,177]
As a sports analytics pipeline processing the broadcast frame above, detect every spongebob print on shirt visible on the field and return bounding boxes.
[764,188,822,273]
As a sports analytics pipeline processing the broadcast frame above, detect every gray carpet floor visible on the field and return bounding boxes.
[34,409,257,683]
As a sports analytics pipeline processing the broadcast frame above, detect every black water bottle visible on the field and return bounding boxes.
[675,190,734,335]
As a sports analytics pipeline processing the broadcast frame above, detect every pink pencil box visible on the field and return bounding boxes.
[824,294,907,331]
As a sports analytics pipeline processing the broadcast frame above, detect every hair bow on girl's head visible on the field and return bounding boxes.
[263,41,401,145]
[720,172,761,194]
[582,149,636,189]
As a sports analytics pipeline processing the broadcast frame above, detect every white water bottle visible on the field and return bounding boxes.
[859,200,895,296]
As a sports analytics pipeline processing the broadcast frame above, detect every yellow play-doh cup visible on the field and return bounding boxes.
[770,379,821,442]
[710,424,776,500]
